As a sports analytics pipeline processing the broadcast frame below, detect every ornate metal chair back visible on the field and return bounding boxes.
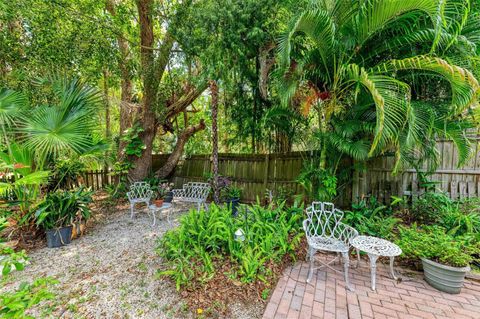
[128,182,152,201]
[304,202,344,240]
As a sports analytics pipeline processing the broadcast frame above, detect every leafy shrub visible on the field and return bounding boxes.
[35,187,92,229]
[0,277,57,318]
[1,218,57,317]
[50,158,85,190]
[411,191,451,224]
[343,197,400,240]
[396,225,478,267]
[1,217,27,276]
[157,202,303,290]
[297,164,337,201]
[440,198,480,237]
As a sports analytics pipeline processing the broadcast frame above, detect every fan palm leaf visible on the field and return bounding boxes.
[18,77,101,166]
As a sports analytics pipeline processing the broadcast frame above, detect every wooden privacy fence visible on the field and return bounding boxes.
[353,136,480,203]
[66,170,125,191]
[69,135,480,204]
[152,152,322,204]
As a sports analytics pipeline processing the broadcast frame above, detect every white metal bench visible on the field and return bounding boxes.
[172,182,210,211]
[127,182,153,218]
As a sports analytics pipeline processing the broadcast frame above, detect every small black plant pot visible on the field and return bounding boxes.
[164,191,174,203]
[226,198,240,216]
[45,226,72,248]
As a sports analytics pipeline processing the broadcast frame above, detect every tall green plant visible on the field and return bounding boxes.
[35,188,92,230]
[277,0,479,173]
[17,77,104,168]
[157,202,303,290]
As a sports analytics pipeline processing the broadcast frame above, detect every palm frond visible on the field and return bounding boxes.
[0,88,28,127]
[373,55,479,114]
[18,77,101,166]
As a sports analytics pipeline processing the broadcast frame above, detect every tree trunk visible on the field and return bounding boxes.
[129,0,156,181]
[155,120,206,179]
[210,80,220,203]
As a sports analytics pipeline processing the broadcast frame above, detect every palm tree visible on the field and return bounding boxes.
[278,0,480,174]
[17,77,104,168]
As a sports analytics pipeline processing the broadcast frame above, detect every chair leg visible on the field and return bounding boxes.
[307,248,315,283]
[130,203,135,219]
[343,252,354,291]
[197,202,201,212]
[306,246,312,261]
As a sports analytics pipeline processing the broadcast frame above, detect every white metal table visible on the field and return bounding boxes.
[350,235,402,290]
[148,203,172,226]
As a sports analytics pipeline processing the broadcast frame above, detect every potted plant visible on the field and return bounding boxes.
[222,185,242,216]
[35,188,92,248]
[397,225,476,294]
[162,182,174,203]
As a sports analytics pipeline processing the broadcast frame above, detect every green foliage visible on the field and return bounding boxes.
[121,124,145,158]
[50,158,86,190]
[35,187,92,230]
[0,217,28,276]
[411,191,452,224]
[0,277,57,319]
[297,164,337,201]
[157,202,303,290]
[1,218,57,317]
[17,76,104,167]
[277,0,479,172]
[0,245,27,277]
[397,225,478,268]
[440,198,480,237]
[221,185,242,201]
[344,197,400,240]
[144,176,172,200]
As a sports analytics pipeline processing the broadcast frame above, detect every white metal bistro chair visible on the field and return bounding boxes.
[171,182,210,211]
[127,182,153,218]
[303,202,358,291]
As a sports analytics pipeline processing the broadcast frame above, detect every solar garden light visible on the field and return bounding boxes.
[234,228,245,242]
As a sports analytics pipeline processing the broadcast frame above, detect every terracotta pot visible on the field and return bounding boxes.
[154,199,164,207]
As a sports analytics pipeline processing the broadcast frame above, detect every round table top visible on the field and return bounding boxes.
[350,235,402,257]
[148,203,172,211]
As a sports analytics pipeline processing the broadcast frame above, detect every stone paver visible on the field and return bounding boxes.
[263,253,480,319]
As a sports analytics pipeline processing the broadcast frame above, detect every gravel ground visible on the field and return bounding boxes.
[2,202,263,319]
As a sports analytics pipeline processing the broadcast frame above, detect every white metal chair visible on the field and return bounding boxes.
[303,202,358,291]
[127,182,153,218]
[171,182,210,211]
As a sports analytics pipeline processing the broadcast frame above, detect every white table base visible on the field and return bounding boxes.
[355,249,399,290]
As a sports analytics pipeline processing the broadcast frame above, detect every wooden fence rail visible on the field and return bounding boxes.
[37,135,480,206]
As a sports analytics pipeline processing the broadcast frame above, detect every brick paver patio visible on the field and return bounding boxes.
[263,253,480,319]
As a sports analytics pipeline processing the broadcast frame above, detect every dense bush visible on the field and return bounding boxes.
[157,202,303,290]
[344,193,480,268]
[35,188,92,230]
[396,225,479,268]
[410,192,452,224]
[343,197,401,240]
